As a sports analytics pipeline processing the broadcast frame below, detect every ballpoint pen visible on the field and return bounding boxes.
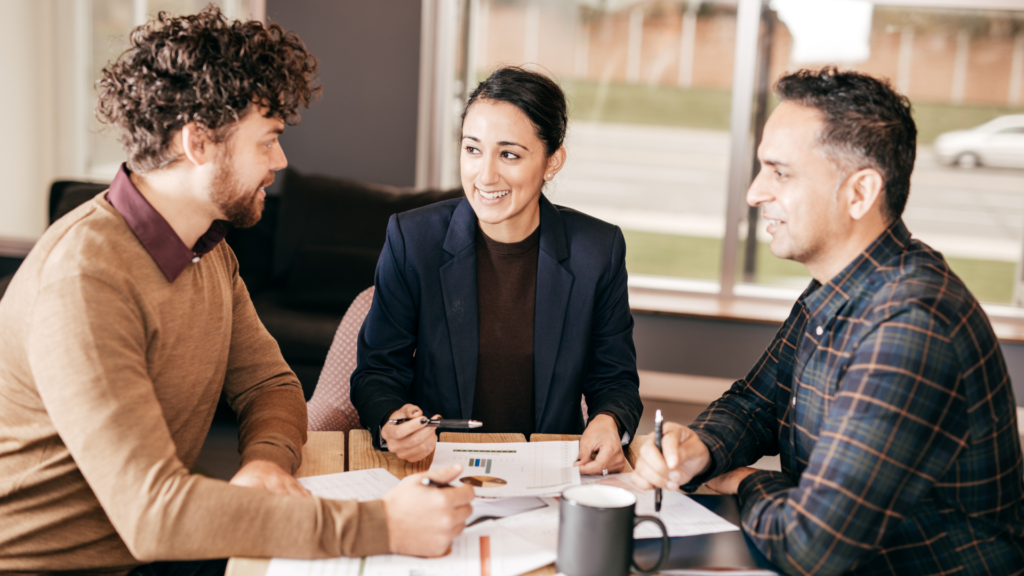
[386,417,483,428]
[654,409,663,512]
[421,477,455,488]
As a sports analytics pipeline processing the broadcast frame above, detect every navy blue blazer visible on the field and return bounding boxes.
[351,195,642,447]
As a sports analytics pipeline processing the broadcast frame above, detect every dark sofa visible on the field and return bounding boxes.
[0,169,462,400]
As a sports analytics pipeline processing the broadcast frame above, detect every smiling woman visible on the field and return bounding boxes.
[460,67,568,243]
[350,67,643,475]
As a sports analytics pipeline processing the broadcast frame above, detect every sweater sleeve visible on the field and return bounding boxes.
[219,247,308,474]
[27,274,390,561]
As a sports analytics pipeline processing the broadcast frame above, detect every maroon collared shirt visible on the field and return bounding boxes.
[106,163,227,283]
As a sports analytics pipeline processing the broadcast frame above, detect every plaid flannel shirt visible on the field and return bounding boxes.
[689,220,1024,575]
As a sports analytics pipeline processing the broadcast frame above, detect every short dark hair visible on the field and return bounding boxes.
[462,67,568,156]
[775,67,917,221]
[96,5,321,173]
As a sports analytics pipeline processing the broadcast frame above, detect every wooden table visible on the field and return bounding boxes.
[226,431,347,576]
[227,431,652,575]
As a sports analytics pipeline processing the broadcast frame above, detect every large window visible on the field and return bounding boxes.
[86,0,253,180]
[436,0,1024,308]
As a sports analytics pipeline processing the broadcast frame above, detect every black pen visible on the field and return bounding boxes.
[654,409,663,512]
[387,417,483,428]
[421,477,455,488]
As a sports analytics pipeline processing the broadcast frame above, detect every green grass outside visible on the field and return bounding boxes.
[561,80,1019,302]
[564,81,733,131]
[622,229,1014,304]
[562,80,1024,144]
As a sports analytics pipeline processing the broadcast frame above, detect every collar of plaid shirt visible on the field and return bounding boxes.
[797,218,911,329]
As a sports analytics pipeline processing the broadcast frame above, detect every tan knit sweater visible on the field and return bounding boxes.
[0,194,389,574]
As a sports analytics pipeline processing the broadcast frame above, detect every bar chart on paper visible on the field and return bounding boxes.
[466,455,494,474]
[431,441,581,497]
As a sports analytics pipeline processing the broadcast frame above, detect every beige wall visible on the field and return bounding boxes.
[0,0,84,246]
[0,0,56,242]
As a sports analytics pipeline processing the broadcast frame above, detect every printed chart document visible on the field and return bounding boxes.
[582,473,740,538]
[429,441,581,498]
[265,469,555,576]
[265,520,555,576]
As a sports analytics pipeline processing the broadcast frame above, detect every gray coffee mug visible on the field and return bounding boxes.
[557,484,670,576]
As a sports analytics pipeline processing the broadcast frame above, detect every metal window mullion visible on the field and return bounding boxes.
[415,0,463,190]
[719,0,764,298]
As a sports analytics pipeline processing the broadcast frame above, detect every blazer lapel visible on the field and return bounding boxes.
[534,195,574,423]
[440,199,480,419]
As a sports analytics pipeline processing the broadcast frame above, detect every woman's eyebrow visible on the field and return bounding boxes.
[460,135,530,152]
[498,141,528,151]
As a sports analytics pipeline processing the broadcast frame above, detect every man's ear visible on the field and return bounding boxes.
[180,122,213,167]
[847,168,884,221]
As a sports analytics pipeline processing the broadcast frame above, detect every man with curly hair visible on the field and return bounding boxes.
[632,68,1024,575]
[0,7,473,575]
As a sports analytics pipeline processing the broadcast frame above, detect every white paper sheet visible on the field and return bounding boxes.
[429,441,582,497]
[466,496,547,526]
[581,473,740,538]
[297,469,400,501]
[492,497,560,552]
[266,520,555,576]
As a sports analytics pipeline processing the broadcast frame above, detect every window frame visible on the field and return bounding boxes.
[419,0,1024,335]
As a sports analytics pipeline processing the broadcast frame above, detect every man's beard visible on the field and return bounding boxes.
[211,158,270,229]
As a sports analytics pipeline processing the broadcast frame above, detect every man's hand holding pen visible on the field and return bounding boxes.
[382,464,475,557]
[631,421,714,493]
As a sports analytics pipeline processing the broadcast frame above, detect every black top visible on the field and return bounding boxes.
[471,225,540,436]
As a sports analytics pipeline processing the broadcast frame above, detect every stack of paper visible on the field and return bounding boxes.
[264,469,556,576]
[263,458,744,575]
[267,520,554,576]
[581,473,739,538]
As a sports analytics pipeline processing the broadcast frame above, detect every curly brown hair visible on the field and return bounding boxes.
[96,5,321,173]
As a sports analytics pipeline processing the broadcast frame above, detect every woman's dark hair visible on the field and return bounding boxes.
[461,67,568,156]
[96,5,321,173]
[775,67,917,222]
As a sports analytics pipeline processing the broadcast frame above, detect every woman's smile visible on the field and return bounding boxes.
[476,186,511,202]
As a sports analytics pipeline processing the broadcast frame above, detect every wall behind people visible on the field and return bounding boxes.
[265,0,422,187]
[0,1,56,243]
[0,1,89,246]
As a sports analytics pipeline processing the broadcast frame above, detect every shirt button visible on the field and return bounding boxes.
[191,256,200,263]
[815,326,824,336]
[792,396,797,407]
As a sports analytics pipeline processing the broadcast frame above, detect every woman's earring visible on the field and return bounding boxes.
[546,173,553,180]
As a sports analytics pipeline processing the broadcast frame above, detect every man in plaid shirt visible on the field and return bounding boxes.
[632,67,1024,575]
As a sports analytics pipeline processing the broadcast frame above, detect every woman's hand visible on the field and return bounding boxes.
[381,404,439,462]
[576,413,626,475]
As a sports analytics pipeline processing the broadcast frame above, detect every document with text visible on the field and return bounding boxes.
[266,520,555,576]
[429,441,582,498]
[296,468,400,501]
[581,473,740,538]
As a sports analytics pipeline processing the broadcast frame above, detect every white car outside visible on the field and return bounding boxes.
[933,114,1024,169]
